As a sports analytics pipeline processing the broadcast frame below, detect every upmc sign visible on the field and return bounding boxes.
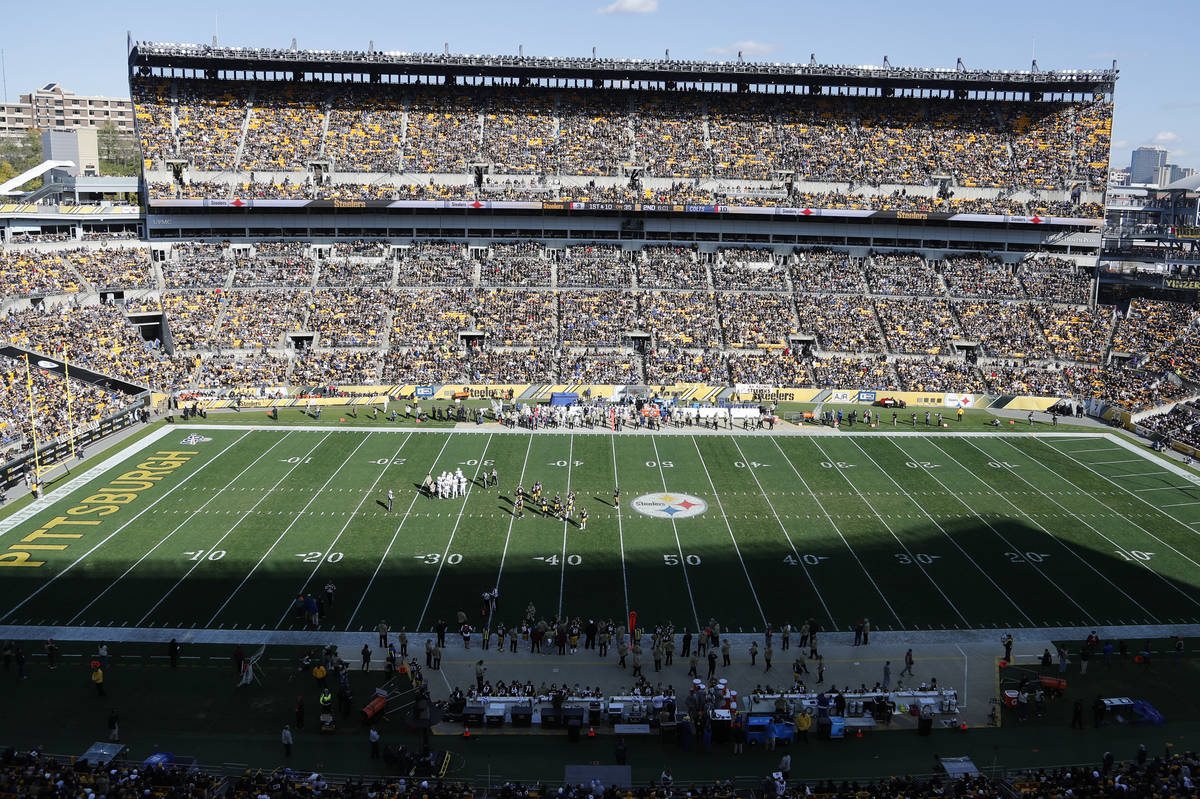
[415,386,435,398]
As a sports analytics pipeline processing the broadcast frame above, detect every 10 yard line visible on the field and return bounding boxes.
[199,433,372,627]
[346,434,456,630]
[689,436,767,629]
[413,434,494,632]
[66,432,296,625]
[0,430,255,624]
[275,434,413,629]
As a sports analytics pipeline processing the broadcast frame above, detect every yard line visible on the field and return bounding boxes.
[1089,459,1143,465]
[346,434,456,630]
[963,439,1181,617]
[1136,485,1195,492]
[849,438,1032,625]
[197,433,369,627]
[1053,447,1123,454]
[728,437,835,630]
[808,438,969,627]
[649,437,701,632]
[886,438,1094,623]
[1022,438,1200,562]
[610,434,630,618]
[66,432,295,624]
[488,434,536,629]
[0,430,254,624]
[768,438,902,627]
[274,434,412,629]
[1111,471,1172,479]
[557,436,575,618]
[689,436,767,629]
[413,434,494,632]
[1162,501,1200,508]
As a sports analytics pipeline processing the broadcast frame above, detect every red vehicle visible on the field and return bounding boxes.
[873,397,907,409]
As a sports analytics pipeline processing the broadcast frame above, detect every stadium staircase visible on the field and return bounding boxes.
[231,89,256,174]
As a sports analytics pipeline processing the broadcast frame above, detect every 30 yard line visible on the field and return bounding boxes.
[413,434,494,632]
[198,433,371,627]
[809,437,969,626]
[847,438,1031,625]
[346,434,456,630]
[730,436,835,630]
[0,430,254,624]
[689,436,767,629]
[66,432,295,625]
[768,437,902,627]
[649,436,700,632]
[887,438,1094,623]
[274,434,412,629]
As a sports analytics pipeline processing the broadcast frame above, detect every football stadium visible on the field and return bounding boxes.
[2,13,1200,796]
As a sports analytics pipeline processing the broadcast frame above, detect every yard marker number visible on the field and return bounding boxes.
[1117,550,1155,561]
[820,461,854,469]
[905,461,940,469]
[371,458,407,465]
[1005,551,1050,563]
[895,553,940,565]
[784,554,828,566]
[281,456,313,464]
[414,553,462,565]
[296,551,344,563]
[184,550,225,561]
[646,460,675,468]
[664,554,702,566]
[733,461,769,468]
[534,554,583,565]
[987,461,1018,469]
[460,459,494,466]
[549,460,584,467]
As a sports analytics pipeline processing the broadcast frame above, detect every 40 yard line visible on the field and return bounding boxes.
[0,430,255,624]
[609,435,630,619]
[557,435,575,618]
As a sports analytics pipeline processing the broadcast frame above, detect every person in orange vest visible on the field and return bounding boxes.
[91,664,105,696]
[313,662,327,689]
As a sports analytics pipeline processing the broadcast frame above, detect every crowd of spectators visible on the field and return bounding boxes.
[1138,404,1200,449]
[480,242,552,287]
[793,296,884,352]
[0,751,225,799]
[874,298,960,354]
[318,258,394,287]
[473,290,557,346]
[164,244,234,288]
[0,354,141,447]
[810,355,897,390]
[953,301,1052,359]
[981,362,1077,397]
[1019,257,1093,305]
[645,349,728,384]
[640,292,721,348]
[865,255,942,297]
[557,244,634,288]
[394,242,475,287]
[232,256,315,288]
[637,247,709,290]
[712,248,787,291]
[305,290,389,348]
[389,290,473,349]
[559,292,641,348]
[210,291,307,350]
[193,354,290,388]
[1037,306,1114,363]
[791,252,866,294]
[561,351,642,384]
[893,358,987,393]
[381,346,470,384]
[1112,299,1197,362]
[718,294,797,348]
[0,250,83,296]
[292,350,379,386]
[728,350,812,386]
[942,255,1022,299]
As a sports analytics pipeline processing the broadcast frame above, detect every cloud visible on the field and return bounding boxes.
[597,0,657,13]
[1111,140,1129,150]
[1153,131,1181,145]
[706,40,778,57]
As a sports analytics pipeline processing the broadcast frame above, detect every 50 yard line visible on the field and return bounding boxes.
[649,436,700,632]
[0,430,255,624]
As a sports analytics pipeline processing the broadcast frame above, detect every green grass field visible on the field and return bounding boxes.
[2,423,1200,635]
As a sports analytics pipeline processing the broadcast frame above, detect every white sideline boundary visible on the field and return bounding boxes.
[0,426,174,537]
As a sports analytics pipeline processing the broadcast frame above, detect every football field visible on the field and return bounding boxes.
[3,424,1200,636]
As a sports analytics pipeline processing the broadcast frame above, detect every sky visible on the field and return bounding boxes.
[1,0,1195,171]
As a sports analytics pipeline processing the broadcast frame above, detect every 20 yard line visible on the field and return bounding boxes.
[66,432,296,625]
[768,437,902,627]
[488,434,536,631]
[649,437,701,631]
[686,436,765,629]
[0,430,254,624]
[610,434,630,618]
[557,436,575,618]
[729,437,835,630]
[413,434,494,632]
[346,434,456,630]
[809,437,969,626]
[199,433,372,627]
[275,434,412,629]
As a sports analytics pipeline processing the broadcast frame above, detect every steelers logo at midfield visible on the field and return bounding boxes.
[631,492,708,519]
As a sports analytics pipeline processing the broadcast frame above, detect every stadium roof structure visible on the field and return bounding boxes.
[129,41,1117,95]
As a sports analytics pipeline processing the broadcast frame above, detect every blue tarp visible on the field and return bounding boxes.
[550,392,579,406]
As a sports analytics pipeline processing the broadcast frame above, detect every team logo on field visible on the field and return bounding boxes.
[631,493,708,519]
[180,434,213,445]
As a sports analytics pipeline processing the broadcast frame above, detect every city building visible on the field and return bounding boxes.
[1130,146,1168,184]
[0,83,134,138]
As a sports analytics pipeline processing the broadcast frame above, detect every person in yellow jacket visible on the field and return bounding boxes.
[795,710,811,742]
[312,663,327,689]
[91,665,105,696]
